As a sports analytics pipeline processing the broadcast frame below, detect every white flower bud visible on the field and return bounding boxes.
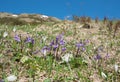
[101,72,107,78]
[42,36,47,42]
[13,27,16,32]
[114,64,118,72]
[3,31,8,38]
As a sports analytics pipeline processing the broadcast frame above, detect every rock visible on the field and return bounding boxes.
[6,75,17,82]
[82,23,91,29]
[48,17,61,22]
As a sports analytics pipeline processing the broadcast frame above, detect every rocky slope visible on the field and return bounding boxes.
[0,12,61,25]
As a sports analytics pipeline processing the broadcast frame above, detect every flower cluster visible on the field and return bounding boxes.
[75,40,88,56]
[50,33,66,51]
[25,37,34,44]
[14,35,21,42]
[41,33,66,59]
[14,34,35,53]
[14,34,34,44]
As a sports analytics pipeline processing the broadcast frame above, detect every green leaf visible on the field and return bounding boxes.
[44,78,51,82]
[0,54,3,58]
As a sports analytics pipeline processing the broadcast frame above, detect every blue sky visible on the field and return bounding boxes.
[0,0,120,20]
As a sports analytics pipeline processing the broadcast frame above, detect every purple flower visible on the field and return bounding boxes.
[53,44,58,51]
[41,46,50,56]
[94,54,101,60]
[82,47,86,51]
[41,46,46,51]
[56,36,59,44]
[41,46,50,51]
[56,33,64,43]
[76,42,84,48]
[0,80,4,82]
[53,44,58,48]
[105,53,110,59]
[25,37,34,44]
[62,47,66,52]
[85,39,89,44]
[60,39,65,45]
[42,46,48,49]
[25,37,31,42]
[50,40,54,46]
[14,35,21,42]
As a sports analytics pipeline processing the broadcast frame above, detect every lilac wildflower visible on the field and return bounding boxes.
[62,47,66,52]
[53,44,58,51]
[105,53,110,59]
[82,47,86,51]
[94,54,101,60]
[42,46,48,50]
[60,39,65,45]
[50,40,54,46]
[76,42,84,48]
[31,39,34,44]
[56,33,64,43]
[14,35,21,42]
[25,37,34,44]
[25,37,32,42]
[47,47,51,51]
[85,39,89,44]
[56,36,59,44]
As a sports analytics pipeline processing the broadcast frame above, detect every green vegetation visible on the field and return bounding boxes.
[0,17,120,82]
